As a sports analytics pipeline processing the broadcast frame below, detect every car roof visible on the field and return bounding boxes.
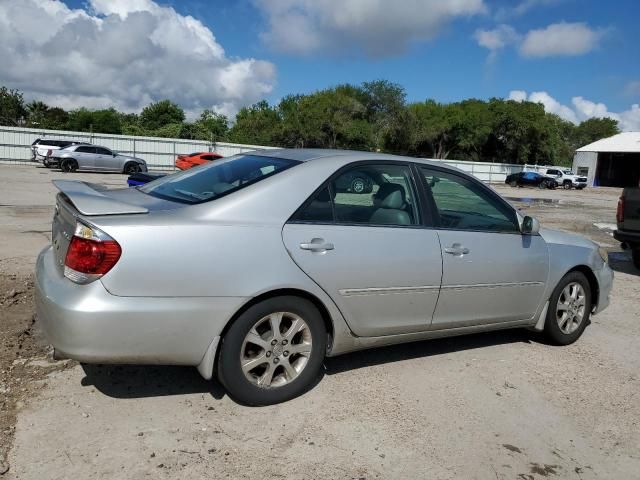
[249,148,463,172]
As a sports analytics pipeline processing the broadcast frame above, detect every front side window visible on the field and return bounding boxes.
[421,167,519,233]
[293,164,419,227]
[141,154,299,204]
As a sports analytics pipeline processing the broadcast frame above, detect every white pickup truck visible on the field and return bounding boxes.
[544,168,588,190]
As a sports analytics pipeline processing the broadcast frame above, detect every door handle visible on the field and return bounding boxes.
[300,238,334,253]
[444,243,470,256]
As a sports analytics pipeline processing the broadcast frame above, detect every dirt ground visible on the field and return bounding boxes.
[0,165,639,479]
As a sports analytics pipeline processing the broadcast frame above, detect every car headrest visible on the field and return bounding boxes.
[373,183,406,209]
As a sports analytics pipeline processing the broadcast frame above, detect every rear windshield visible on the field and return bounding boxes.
[140,154,299,204]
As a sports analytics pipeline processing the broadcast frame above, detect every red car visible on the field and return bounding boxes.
[175,152,223,170]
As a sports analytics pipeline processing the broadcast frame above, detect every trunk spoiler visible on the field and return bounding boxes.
[53,180,149,216]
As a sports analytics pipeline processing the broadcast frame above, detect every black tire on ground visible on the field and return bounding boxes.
[217,296,327,406]
[538,181,547,189]
[563,181,572,190]
[61,159,78,173]
[43,159,50,168]
[509,180,517,187]
[544,271,592,345]
[124,162,142,175]
[576,186,585,190]
[632,248,640,270]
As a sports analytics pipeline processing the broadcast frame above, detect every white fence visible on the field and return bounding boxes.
[0,125,551,182]
[0,126,277,170]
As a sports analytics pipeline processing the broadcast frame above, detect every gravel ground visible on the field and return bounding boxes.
[1,166,639,479]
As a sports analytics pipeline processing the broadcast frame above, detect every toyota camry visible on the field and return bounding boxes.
[35,149,613,405]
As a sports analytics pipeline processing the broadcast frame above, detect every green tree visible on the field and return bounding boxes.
[67,108,122,134]
[228,100,281,145]
[573,117,619,149]
[194,109,228,141]
[361,80,406,151]
[0,86,27,125]
[140,100,185,131]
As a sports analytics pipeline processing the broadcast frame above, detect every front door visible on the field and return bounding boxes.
[419,166,549,329]
[283,163,443,337]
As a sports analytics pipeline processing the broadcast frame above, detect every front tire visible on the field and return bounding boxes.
[563,181,572,190]
[217,296,326,405]
[544,271,591,345]
[124,162,142,175]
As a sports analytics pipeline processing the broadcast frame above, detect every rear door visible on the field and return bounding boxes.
[419,166,549,329]
[94,147,115,170]
[282,162,443,337]
[73,146,96,169]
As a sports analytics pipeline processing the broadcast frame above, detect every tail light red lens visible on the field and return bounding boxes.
[64,222,121,284]
[616,196,625,224]
[47,149,52,156]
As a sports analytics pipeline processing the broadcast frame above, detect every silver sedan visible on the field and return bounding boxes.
[49,144,147,174]
[35,149,613,405]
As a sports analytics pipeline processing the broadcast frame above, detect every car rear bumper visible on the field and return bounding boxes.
[35,246,246,366]
[614,229,640,245]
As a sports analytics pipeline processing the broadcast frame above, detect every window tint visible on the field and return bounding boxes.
[293,164,419,227]
[141,154,299,204]
[421,167,519,233]
[296,187,333,222]
[76,146,95,153]
[95,147,112,155]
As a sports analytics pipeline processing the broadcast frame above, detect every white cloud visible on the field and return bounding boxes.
[520,22,605,58]
[254,0,487,57]
[495,0,561,20]
[474,24,519,60]
[0,0,276,115]
[508,90,640,131]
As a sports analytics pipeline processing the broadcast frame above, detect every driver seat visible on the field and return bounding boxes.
[369,183,411,225]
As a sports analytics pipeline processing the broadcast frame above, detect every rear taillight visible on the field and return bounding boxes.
[616,196,625,224]
[47,149,52,157]
[64,222,121,284]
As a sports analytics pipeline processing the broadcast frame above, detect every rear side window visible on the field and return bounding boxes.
[76,146,95,153]
[95,147,112,155]
[292,163,419,227]
[141,154,299,204]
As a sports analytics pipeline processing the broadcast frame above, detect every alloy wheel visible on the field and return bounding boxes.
[240,311,313,388]
[556,282,586,334]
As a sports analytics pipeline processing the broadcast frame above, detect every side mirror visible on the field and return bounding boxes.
[521,216,540,235]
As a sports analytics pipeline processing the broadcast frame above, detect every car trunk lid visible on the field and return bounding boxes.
[51,180,151,275]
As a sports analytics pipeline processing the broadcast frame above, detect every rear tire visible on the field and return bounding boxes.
[217,296,326,406]
[544,271,591,345]
[509,180,517,187]
[538,181,547,189]
[124,162,142,175]
[61,159,78,173]
[632,248,640,270]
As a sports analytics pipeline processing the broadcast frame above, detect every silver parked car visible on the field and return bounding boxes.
[35,149,613,405]
[49,144,147,174]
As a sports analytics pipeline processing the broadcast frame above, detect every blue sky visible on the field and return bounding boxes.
[2,0,639,129]
[172,0,640,112]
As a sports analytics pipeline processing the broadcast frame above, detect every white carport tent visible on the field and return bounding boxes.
[573,132,640,187]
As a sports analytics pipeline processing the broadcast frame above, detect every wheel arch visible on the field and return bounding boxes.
[218,288,335,356]
[566,265,599,311]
